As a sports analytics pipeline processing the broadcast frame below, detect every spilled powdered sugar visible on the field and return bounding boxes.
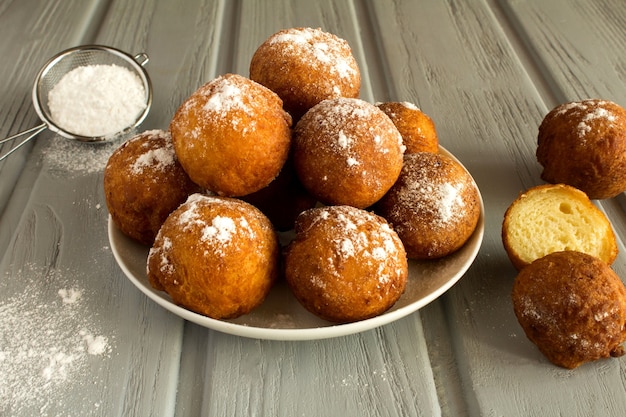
[0,264,112,416]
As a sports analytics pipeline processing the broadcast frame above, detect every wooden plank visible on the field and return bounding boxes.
[496,0,626,105]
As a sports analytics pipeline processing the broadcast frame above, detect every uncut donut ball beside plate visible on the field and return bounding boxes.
[375,152,481,260]
[502,183,617,270]
[170,73,292,197]
[250,27,361,121]
[376,101,439,154]
[283,205,408,323]
[512,250,626,369]
[537,99,626,199]
[147,194,279,320]
[293,97,405,208]
[104,129,199,245]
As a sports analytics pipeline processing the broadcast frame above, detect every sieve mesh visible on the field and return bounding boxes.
[33,45,152,140]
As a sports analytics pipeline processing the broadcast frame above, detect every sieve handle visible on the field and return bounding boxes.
[134,52,149,67]
[0,123,47,162]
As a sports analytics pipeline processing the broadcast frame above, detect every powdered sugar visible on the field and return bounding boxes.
[553,100,619,140]
[298,97,404,178]
[181,74,260,135]
[203,80,246,114]
[41,136,121,175]
[391,154,468,229]
[58,287,83,304]
[268,27,358,81]
[129,131,176,175]
[48,64,147,137]
[303,206,406,286]
[0,264,112,415]
[577,106,617,137]
[202,216,237,243]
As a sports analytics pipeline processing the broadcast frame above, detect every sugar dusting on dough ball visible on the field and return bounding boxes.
[147,194,279,319]
[284,205,408,323]
[104,129,199,245]
[293,97,404,208]
[375,152,481,259]
[170,73,292,197]
[537,99,626,199]
[512,250,626,369]
[250,27,361,120]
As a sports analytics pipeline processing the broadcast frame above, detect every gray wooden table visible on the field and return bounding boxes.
[1,1,625,416]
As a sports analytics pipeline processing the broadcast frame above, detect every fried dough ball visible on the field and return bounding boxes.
[512,251,626,369]
[537,99,626,199]
[376,101,438,154]
[170,73,292,197]
[293,97,405,208]
[250,27,361,120]
[147,194,279,319]
[284,205,408,323]
[240,157,317,231]
[376,152,481,260]
[104,129,199,245]
[502,183,618,270]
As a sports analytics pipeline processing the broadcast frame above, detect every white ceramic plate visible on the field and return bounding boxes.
[109,149,484,341]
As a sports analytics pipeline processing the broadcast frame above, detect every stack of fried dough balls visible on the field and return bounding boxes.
[105,27,481,323]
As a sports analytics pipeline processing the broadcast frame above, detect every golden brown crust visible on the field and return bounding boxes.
[104,129,199,245]
[284,205,408,323]
[170,73,292,197]
[293,97,404,208]
[512,250,626,369]
[375,152,481,260]
[147,194,279,319]
[502,183,618,270]
[537,99,626,199]
[250,27,361,121]
[376,101,438,154]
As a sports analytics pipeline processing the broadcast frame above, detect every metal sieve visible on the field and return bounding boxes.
[0,44,153,161]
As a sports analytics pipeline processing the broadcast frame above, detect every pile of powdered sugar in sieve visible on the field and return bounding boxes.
[47,64,146,137]
[0,263,112,415]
